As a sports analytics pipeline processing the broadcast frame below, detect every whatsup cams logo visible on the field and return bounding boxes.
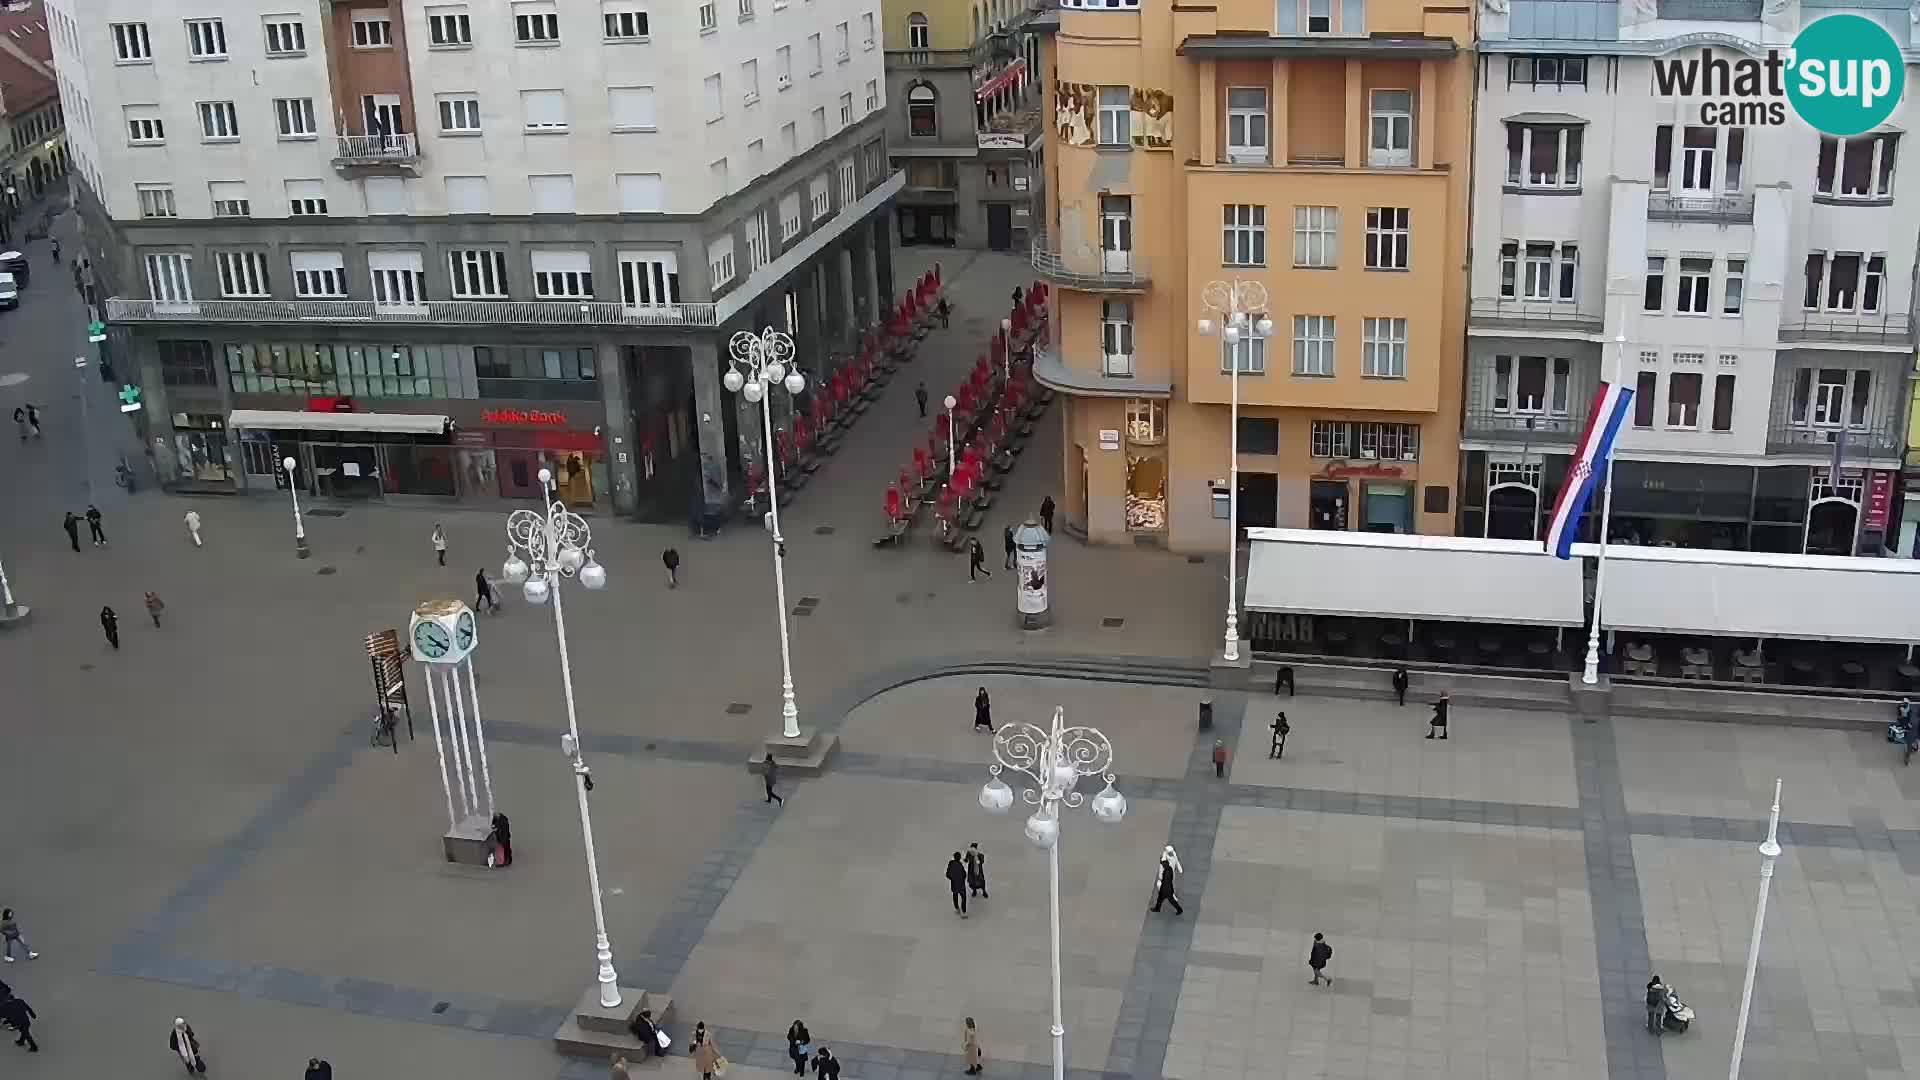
[1650,14,1906,136]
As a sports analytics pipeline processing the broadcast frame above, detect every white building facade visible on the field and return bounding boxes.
[48,0,901,519]
[1465,0,1916,556]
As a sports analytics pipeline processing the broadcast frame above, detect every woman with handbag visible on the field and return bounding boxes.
[169,1017,207,1074]
[786,1019,812,1075]
[691,1021,725,1078]
[963,1017,985,1075]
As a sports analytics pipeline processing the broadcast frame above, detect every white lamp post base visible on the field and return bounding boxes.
[747,726,841,777]
[1209,645,1250,688]
[0,602,30,628]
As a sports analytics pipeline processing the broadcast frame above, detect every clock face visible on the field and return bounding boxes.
[413,621,451,659]
[454,610,477,651]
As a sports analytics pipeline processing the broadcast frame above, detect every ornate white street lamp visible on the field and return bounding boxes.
[1197,280,1272,664]
[283,455,310,559]
[724,326,808,740]
[979,706,1127,1080]
[1729,778,1784,1079]
[1000,315,1014,384]
[502,470,619,1008]
[943,393,959,480]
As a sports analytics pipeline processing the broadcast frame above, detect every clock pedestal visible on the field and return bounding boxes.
[746,726,839,777]
[442,812,494,866]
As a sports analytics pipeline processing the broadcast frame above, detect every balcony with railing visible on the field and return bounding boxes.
[1468,299,1605,335]
[334,132,419,170]
[1777,311,1912,346]
[1765,421,1904,457]
[105,297,719,329]
[1461,406,1591,445]
[887,46,977,67]
[1647,192,1755,224]
[1029,233,1149,292]
[1031,343,1171,398]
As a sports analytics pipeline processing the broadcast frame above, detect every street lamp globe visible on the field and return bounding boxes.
[1223,324,1241,345]
[556,545,586,573]
[282,455,296,474]
[765,361,786,384]
[742,379,765,404]
[538,467,554,487]
[784,371,806,396]
[979,775,1014,813]
[1197,318,1214,337]
[502,552,531,585]
[722,369,746,393]
[1051,759,1081,792]
[1023,808,1059,850]
[1090,780,1127,824]
[522,574,552,606]
[1255,317,1275,337]
[944,394,957,410]
[578,556,608,591]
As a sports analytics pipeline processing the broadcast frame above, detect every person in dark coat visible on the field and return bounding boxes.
[24,403,38,437]
[476,569,500,613]
[1270,712,1290,759]
[915,382,929,418]
[100,605,120,649]
[763,753,784,806]
[1011,286,1024,309]
[628,1008,660,1059]
[1392,667,1410,707]
[785,1019,811,1075]
[1038,495,1055,534]
[965,842,988,899]
[1427,692,1450,740]
[490,811,513,867]
[1151,857,1182,915]
[811,1047,841,1080]
[86,504,106,546]
[663,547,681,589]
[1646,976,1669,1035]
[1309,933,1333,986]
[946,852,969,917]
[973,687,993,733]
[968,537,991,581]
[61,511,80,552]
[0,992,36,1051]
[1003,525,1016,570]
[170,1017,205,1073]
[305,1058,334,1080]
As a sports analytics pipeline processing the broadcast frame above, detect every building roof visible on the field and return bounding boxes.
[0,0,53,118]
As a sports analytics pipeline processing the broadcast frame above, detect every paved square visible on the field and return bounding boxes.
[668,772,1175,1068]
[1228,694,1580,809]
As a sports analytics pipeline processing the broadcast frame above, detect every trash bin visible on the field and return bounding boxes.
[1198,697,1213,731]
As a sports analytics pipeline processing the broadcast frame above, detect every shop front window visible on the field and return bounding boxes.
[170,412,231,482]
[1361,481,1413,533]
[1125,452,1166,532]
[1125,399,1164,444]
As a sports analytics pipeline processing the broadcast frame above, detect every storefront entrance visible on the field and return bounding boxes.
[1236,471,1278,529]
[899,205,956,246]
[626,344,704,524]
[1309,480,1348,530]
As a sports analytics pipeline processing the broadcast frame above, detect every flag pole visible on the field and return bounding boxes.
[1581,322,1627,686]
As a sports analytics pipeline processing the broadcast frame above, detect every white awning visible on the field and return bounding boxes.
[1578,545,1920,645]
[228,409,449,435]
[1243,528,1587,627]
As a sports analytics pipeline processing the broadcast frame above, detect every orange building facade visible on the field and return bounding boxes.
[1031,0,1470,551]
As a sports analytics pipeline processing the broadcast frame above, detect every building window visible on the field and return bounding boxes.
[1126,399,1165,443]
[1507,55,1586,86]
[214,250,270,297]
[1365,207,1408,270]
[699,1,718,30]
[1060,0,1140,6]
[1237,417,1280,455]
[810,175,832,219]
[779,193,803,242]
[531,250,594,298]
[529,174,575,213]
[866,79,879,113]
[1723,258,1746,315]
[1367,89,1412,167]
[614,173,661,213]
[263,17,306,55]
[158,340,218,386]
[1291,315,1334,376]
[1815,133,1898,201]
[744,212,769,271]
[209,181,250,218]
[1223,315,1269,374]
[144,252,195,308]
[907,84,937,137]
[1711,373,1736,432]
[840,91,853,126]
[603,3,649,39]
[1225,87,1268,164]
[1223,204,1266,267]
[1790,367,1873,428]
[1492,355,1571,415]
[907,11,931,48]
[428,7,472,46]
[1643,255,1665,312]
[1666,371,1701,429]
[514,1,560,42]
[368,251,428,310]
[809,32,822,72]
[198,101,239,141]
[740,0,756,21]
[1631,367,1657,428]
[1310,420,1347,458]
[291,252,347,298]
[449,249,510,298]
[1504,123,1581,189]
[351,11,392,46]
[286,179,327,216]
[185,18,228,59]
[618,252,680,307]
[1362,317,1407,378]
[274,98,316,139]
[522,89,567,131]
[126,110,164,145]
[609,87,657,131]
[1802,252,1886,314]
[1291,205,1334,268]
[838,158,857,206]
[136,184,177,219]
[1097,86,1130,146]
[1102,299,1133,375]
[1675,257,1712,313]
[438,94,482,133]
[112,22,153,62]
[708,235,736,288]
[437,176,485,214]
[835,20,849,59]
[1307,0,1332,32]
[1358,423,1419,461]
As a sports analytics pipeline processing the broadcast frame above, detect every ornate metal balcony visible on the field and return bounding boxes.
[1765,421,1903,457]
[1777,312,1912,346]
[1029,233,1149,292]
[1468,299,1604,335]
[1647,192,1755,224]
[104,297,720,329]
[1461,407,1590,445]
[334,133,419,169]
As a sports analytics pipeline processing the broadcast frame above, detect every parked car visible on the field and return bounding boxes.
[0,272,21,308]
[0,250,30,287]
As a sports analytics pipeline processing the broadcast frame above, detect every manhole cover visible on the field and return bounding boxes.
[307,508,348,518]
[432,1001,450,1014]
[895,591,913,605]
[1187,555,1206,565]
[1102,617,1125,629]
[644,741,657,751]
[797,596,820,607]
[79,663,93,671]
[814,525,835,535]
[792,606,814,616]
[316,565,338,575]
[726,702,753,715]
[355,545,366,555]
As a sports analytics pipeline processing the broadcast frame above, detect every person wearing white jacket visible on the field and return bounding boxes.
[183,509,202,547]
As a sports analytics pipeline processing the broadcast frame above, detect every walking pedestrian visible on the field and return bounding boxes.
[1427,692,1450,740]
[184,509,203,547]
[490,811,513,867]
[170,1017,207,1074]
[968,537,991,581]
[476,569,500,613]
[1038,495,1055,535]
[145,590,165,628]
[611,1054,632,1080]
[432,523,447,566]
[100,605,119,650]
[1003,525,1016,569]
[1270,712,1290,759]
[947,852,969,917]
[1161,844,1184,877]
[61,511,79,552]
[966,842,988,899]
[1308,933,1333,986]
[305,1058,333,1080]
[10,406,23,441]
[962,1017,984,1076]
[0,991,36,1052]
[24,403,39,437]
[1151,856,1183,916]
[1011,285,1024,309]
[0,909,37,962]
[1391,666,1409,706]
[1212,739,1229,778]
[936,297,951,329]
[48,237,59,263]
[973,687,993,732]
[663,547,681,589]
[915,381,929,418]
[690,1021,723,1079]
[811,1047,841,1080]
[86,504,106,546]
[1646,976,1668,1035]
[1273,664,1295,696]
[785,1019,812,1075]
[763,753,785,806]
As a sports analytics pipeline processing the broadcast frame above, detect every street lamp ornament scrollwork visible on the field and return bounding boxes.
[502,469,606,602]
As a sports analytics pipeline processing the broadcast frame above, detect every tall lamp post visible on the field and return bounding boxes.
[724,326,808,741]
[502,471,619,1007]
[283,455,309,559]
[1196,280,1272,664]
[944,394,959,480]
[979,706,1127,1080]
[1000,316,1014,383]
[1728,778,1784,1080]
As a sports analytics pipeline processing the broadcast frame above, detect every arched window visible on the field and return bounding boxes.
[907,82,937,137]
[971,5,981,40]
[907,11,930,49]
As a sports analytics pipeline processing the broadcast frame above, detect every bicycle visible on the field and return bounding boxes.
[371,708,397,750]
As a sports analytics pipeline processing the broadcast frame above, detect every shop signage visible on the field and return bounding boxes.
[480,408,567,426]
[1097,429,1121,450]
[307,396,356,412]
[977,132,1026,150]
[1865,469,1895,530]
[1321,461,1404,480]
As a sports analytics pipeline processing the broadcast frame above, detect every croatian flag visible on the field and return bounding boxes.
[1544,381,1634,560]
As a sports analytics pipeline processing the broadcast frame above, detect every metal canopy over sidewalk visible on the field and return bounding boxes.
[1243,528,1587,627]
[227,409,450,435]
[1569,545,1920,646]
